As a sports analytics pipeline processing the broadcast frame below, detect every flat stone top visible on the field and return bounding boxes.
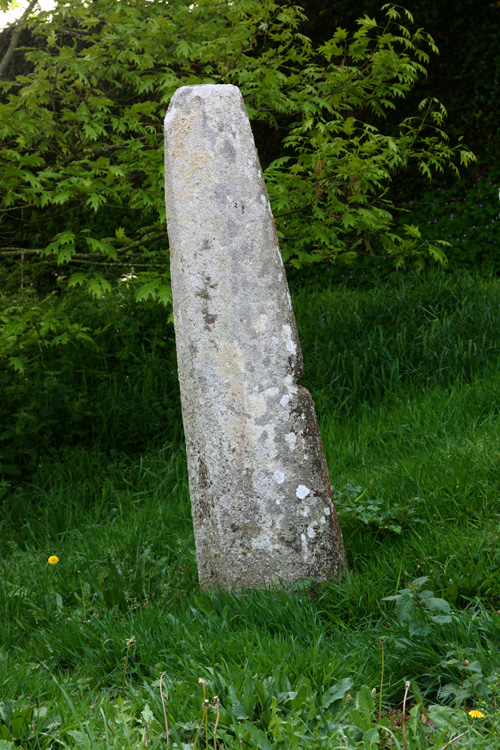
[164,83,245,125]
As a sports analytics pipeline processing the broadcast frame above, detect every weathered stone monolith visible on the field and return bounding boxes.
[164,84,347,590]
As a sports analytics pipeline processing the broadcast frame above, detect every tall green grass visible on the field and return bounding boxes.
[1,272,500,748]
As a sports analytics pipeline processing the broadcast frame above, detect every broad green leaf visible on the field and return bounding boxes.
[8,357,24,374]
[356,685,375,719]
[321,677,353,708]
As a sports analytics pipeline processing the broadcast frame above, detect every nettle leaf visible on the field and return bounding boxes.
[425,597,451,614]
[430,615,452,625]
[409,620,431,637]
[411,576,430,587]
[395,591,415,622]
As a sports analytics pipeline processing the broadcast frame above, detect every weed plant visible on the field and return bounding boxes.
[1,272,500,748]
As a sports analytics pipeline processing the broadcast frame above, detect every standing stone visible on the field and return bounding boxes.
[164,84,347,590]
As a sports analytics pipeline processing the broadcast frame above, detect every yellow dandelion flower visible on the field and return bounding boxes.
[468,710,485,719]
[48,555,59,565]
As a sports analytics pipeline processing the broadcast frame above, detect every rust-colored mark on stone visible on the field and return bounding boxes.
[198,456,210,489]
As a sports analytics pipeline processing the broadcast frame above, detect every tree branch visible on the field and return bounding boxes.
[0,0,39,80]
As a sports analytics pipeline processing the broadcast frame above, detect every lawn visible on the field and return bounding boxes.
[1,271,500,748]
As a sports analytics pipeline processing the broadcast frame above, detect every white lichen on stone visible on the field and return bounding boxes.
[282,324,297,355]
[280,394,290,407]
[284,431,296,451]
[274,470,285,484]
[296,484,310,500]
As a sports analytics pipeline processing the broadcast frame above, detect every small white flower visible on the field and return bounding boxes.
[120,272,137,282]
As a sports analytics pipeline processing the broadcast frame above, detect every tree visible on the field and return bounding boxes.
[0,0,474,371]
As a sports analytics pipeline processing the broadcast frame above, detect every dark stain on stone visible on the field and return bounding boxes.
[198,456,210,489]
[196,288,210,301]
[196,274,219,329]
[195,496,212,524]
[195,239,213,262]
[195,456,213,524]
[222,139,236,162]
[215,183,230,204]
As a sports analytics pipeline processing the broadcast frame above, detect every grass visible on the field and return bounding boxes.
[1,271,500,748]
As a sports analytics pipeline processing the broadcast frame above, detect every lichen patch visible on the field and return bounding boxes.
[296,484,310,500]
[274,470,285,484]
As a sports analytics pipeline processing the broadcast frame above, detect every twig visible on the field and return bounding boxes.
[159,673,169,748]
[402,680,410,750]
[100,707,115,738]
[439,730,469,749]
[213,696,219,750]
[192,700,209,750]
[77,569,86,623]
[378,638,385,722]
[121,636,135,700]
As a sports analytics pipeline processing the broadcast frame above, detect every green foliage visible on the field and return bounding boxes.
[290,0,500,177]
[333,482,423,534]
[438,654,496,708]
[0,286,180,477]
[383,576,453,637]
[395,173,500,273]
[265,24,472,271]
[0,1,475,370]
[2,0,303,309]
